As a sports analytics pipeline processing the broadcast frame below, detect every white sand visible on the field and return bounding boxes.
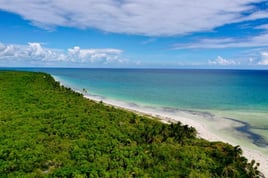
[84,94,268,177]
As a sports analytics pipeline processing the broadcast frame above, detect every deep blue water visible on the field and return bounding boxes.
[3,68,268,111]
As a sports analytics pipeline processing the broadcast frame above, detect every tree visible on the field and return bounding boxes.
[82,88,87,94]
[233,145,243,159]
[246,160,260,178]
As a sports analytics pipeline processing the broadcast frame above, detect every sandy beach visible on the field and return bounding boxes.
[83,93,268,177]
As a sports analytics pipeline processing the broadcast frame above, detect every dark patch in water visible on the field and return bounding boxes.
[161,107,177,113]
[160,107,215,120]
[224,117,268,148]
[184,110,215,120]
[140,105,267,148]
[128,102,139,107]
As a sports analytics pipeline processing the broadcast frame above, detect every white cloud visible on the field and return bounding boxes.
[173,33,268,49]
[141,38,157,45]
[258,52,268,65]
[255,24,268,30]
[67,46,122,63]
[248,57,255,63]
[0,42,66,62]
[0,0,267,36]
[0,42,125,66]
[208,56,237,65]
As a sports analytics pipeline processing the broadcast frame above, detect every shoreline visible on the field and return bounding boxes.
[53,76,268,177]
[84,93,268,177]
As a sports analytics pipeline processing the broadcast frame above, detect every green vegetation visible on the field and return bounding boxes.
[0,71,260,177]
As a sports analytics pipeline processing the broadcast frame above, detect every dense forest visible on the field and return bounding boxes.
[0,71,261,177]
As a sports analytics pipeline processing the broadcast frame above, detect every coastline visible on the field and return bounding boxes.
[83,93,268,176]
[53,76,268,177]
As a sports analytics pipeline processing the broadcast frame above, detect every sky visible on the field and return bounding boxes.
[0,0,268,69]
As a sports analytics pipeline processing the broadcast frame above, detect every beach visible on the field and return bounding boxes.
[83,93,268,177]
[51,70,268,177]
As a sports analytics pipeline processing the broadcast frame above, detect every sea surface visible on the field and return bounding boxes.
[2,68,268,149]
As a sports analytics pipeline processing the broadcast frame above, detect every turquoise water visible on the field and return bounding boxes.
[26,68,268,111]
[2,68,268,148]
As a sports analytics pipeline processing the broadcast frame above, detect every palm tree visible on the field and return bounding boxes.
[233,145,243,159]
[246,160,261,177]
[82,88,87,94]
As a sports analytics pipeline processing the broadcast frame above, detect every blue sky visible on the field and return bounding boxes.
[0,0,268,68]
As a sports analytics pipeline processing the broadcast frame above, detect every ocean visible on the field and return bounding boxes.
[2,68,268,150]
[24,68,268,110]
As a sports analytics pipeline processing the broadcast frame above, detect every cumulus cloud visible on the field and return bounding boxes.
[0,0,267,36]
[0,42,66,62]
[67,46,123,63]
[0,42,125,66]
[208,56,237,65]
[258,52,268,65]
